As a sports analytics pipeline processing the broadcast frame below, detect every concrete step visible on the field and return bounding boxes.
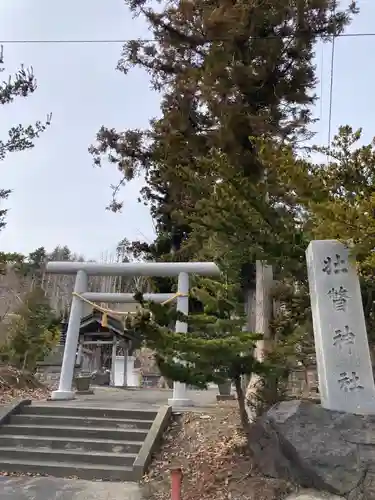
[0,424,148,441]
[0,403,168,482]
[0,458,134,482]
[0,446,137,466]
[23,404,157,421]
[0,434,143,454]
[10,414,154,430]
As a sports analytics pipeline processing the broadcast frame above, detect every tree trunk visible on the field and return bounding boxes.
[233,375,250,433]
[22,351,28,371]
[245,260,273,420]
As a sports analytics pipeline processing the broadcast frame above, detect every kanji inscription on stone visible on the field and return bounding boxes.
[322,254,348,275]
[306,239,375,414]
[328,286,350,311]
[333,325,355,349]
[337,371,364,392]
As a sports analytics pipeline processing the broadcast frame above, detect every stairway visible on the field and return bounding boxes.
[0,404,158,481]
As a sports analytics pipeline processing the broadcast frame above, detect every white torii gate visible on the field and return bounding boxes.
[46,261,220,407]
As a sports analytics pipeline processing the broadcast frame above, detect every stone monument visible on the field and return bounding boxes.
[248,240,375,499]
[306,239,375,414]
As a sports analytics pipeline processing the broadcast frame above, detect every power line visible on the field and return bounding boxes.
[1,31,375,44]
[319,43,324,121]
[327,14,337,149]
[327,36,336,148]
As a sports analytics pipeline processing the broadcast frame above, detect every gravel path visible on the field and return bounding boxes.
[0,476,144,500]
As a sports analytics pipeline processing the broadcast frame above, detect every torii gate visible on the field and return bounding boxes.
[46,261,220,407]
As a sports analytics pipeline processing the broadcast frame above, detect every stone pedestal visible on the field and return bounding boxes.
[168,381,192,407]
[49,390,75,400]
[250,400,375,499]
[216,394,235,401]
[217,381,235,401]
[286,491,344,500]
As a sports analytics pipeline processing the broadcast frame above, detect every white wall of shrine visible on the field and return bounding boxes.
[114,355,141,387]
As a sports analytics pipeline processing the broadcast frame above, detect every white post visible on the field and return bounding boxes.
[241,287,256,393]
[127,355,140,387]
[245,261,273,420]
[76,342,83,366]
[110,338,117,386]
[51,270,88,400]
[254,260,273,362]
[168,272,193,407]
[123,342,128,387]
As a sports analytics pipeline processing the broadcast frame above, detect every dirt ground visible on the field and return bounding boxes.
[0,366,49,405]
[143,401,293,500]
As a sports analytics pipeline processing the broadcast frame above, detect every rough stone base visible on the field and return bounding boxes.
[249,400,375,499]
[286,490,345,500]
[75,389,95,395]
[35,368,61,388]
[216,394,235,401]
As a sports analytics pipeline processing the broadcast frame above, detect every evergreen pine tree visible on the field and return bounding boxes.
[5,287,60,372]
[299,126,375,342]
[90,0,357,260]
[129,278,281,429]
[90,1,359,413]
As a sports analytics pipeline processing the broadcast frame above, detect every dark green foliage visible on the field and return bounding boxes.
[4,287,60,372]
[3,245,84,280]
[90,0,357,266]
[128,278,273,427]
[297,126,375,343]
[117,237,178,294]
[0,189,11,232]
[0,252,24,274]
[89,1,363,414]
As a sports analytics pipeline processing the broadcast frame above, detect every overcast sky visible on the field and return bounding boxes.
[0,0,374,260]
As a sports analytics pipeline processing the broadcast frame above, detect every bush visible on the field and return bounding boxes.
[4,287,60,372]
